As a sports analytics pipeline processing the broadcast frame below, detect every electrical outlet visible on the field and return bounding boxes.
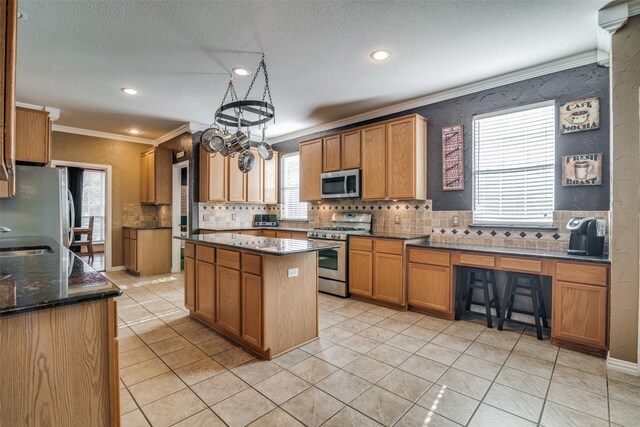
[288,268,299,278]
[394,215,400,224]
[452,215,460,226]
[309,212,314,220]
[232,214,236,220]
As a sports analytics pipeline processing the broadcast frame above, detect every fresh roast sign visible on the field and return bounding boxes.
[562,153,602,186]
[559,97,599,134]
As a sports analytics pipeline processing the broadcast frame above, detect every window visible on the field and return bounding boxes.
[473,101,555,227]
[280,153,308,220]
[82,170,106,241]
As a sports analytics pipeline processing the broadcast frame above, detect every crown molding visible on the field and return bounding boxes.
[269,50,598,145]
[629,0,640,17]
[16,102,61,121]
[51,125,156,145]
[599,2,629,34]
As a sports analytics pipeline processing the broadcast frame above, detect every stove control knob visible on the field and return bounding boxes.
[332,234,339,239]
[321,233,327,238]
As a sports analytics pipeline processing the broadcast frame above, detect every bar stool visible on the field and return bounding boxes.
[498,272,548,340]
[455,268,501,328]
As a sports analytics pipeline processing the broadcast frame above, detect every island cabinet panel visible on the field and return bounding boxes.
[184,256,195,310]
[199,146,228,202]
[408,263,452,317]
[195,259,216,324]
[322,135,341,172]
[123,228,171,276]
[373,252,404,305]
[349,249,373,297]
[299,139,322,201]
[216,265,242,336]
[341,129,361,170]
[552,280,607,349]
[242,272,263,348]
[275,231,292,239]
[263,151,279,204]
[361,124,386,200]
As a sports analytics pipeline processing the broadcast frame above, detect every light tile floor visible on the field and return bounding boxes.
[104,270,640,427]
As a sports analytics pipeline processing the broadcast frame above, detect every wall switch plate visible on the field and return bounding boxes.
[232,214,236,220]
[452,215,460,226]
[394,215,400,224]
[288,268,299,278]
[309,212,314,220]
[202,214,211,221]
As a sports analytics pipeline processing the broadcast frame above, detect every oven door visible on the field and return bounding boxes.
[309,239,346,282]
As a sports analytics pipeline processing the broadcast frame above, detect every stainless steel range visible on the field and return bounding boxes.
[307,212,372,297]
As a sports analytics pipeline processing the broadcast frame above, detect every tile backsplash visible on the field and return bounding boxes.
[198,203,278,229]
[123,204,172,228]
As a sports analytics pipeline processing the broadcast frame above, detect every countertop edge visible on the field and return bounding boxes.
[176,235,340,256]
[0,288,122,317]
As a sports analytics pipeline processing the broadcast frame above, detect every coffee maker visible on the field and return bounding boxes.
[567,217,605,256]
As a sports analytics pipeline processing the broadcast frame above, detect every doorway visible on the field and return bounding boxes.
[50,160,113,271]
[172,160,189,273]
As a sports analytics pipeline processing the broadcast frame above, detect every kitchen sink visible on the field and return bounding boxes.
[0,246,54,258]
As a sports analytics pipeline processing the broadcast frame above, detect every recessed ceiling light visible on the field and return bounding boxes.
[121,87,138,95]
[370,49,391,61]
[232,67,251,76]
[128,129,141,135]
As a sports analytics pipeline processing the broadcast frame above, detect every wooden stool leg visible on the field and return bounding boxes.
[489,270,500,318]
[481,272,493,328]
[534,276,548,328]
[529,278,543,340]
[506,276,517,320]
[455,269,465,320]
[498,276,513,331]
[465,272,474,311]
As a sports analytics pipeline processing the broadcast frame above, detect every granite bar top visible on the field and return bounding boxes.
[124,226,172,230]
[0,236,122,316]
[176,233,340,255]
[362,232,431,240]
[407,241,611,265]
[198,226,310,233]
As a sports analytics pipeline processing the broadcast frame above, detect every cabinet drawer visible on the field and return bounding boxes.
[408,249,450,267]
[129,230,137,240]
[500,257,542,273]
[243,253,262,275]
[123,229,130,238]
[185,243,195,258]
[217,249,241,269]
[374,239,403,255]
[291,232,308,240]
[350,237,373,251]
[195,245,215,263]
[556,262,607,287]
[459,253,495,268]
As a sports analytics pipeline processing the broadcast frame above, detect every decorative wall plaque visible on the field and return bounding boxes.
[562,153,603,186]
[559,97,599,134]
[442,124,464,191]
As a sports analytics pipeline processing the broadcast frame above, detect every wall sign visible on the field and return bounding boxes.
[562,153,602,186]
[559,97,599,133]
[441,124,464,191]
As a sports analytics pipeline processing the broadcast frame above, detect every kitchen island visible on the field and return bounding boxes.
[176,233,339,359]
[0,236,122,426]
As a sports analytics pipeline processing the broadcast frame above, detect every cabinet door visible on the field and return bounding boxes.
[322,135,341,172]
[184,256,195,311]
[125,238,137,272]
[247,148,263,202]
[216,265,242,336]
[195,260,215,324]
[146,149,156,203]
[341,130,361,170]
[0,0,17,198]
[386,117,416,199]
[15,108,50,164]
[228,159,247,202]
[373,252,404,305]
[299,139,322,201]
[552,281,607,348]
[140,152,148,203]
[209,151,228,201]
[361,124,386,200]
[408,263,452,316]
[242,272,262,348]
[349,249,373,297]
[263,152,279,204]
[123,237,130,269]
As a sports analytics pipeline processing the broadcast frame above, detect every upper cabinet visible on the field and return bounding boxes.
[341,130,361,170]
[140,147,172,205]
[0,0,17,198]
[15,107,51,165]
[385,115,426,200]
[361,124,386,200]
[199,146,279,204]
[322,135,341,172]
[299,139,322,202]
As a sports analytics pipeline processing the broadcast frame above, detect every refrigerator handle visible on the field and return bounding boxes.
[68,190,75,246]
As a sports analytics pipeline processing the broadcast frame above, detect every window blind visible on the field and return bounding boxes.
[280,153,308,220]
[473,101,555,226]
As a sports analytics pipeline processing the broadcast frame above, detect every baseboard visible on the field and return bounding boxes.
[106,265,126,272]
[607,354,639,375]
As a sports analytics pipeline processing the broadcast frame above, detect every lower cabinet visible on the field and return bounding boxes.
[552,280,607,349]
[184,256,195,310]
[373,252,404,305]
[123,228,171,275]
[195,259,215,324]
[349,249,373,297]
[216,265,242,336]
[242,273,263,348]
[407,262,452,317]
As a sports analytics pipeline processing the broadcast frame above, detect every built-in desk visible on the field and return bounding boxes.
[406,242,610,356]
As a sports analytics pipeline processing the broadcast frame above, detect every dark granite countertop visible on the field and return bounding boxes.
[360,232,431,240]
[198,226,310,233]
[176,233,339,255]
[124,226,172,230]
[407,241,610,265]
[0,236,121,316]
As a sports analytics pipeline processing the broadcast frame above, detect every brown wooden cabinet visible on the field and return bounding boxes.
[322,135,341,172]
[195,259,216,324]
[0,0,17,198]
[341,129,361,170]
[242,272,262,348]
[275,231,292,239]
[140,147,172,205]
[123,228,171,275]
[15,107,50,164]
[374,252,404,305]
[553,280,607,349]
[348,249,373,297]
[227,156,246,202]
[408,263,452,317]
[247,148,263,203]
[199,146,228,202]
[386,116,426,200]
[184,255,195,311]
[263,151,279,203]
[361,124,387,200]
[299,139,323,201]
[216,264,242,335]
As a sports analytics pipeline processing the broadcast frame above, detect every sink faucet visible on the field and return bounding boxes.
[0,226,11,233]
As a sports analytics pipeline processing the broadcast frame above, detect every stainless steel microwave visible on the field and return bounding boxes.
[320,169,360,199]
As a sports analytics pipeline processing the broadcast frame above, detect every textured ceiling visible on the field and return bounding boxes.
[16,0,609,140]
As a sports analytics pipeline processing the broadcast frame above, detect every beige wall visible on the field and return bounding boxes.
[610,15,640,363]
[51,131,152,267]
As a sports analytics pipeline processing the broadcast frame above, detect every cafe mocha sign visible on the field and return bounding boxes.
[562,153,602,186]
[559,97,599,134]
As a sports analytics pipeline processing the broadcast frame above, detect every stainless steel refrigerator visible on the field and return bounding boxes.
[0,165,74,246]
